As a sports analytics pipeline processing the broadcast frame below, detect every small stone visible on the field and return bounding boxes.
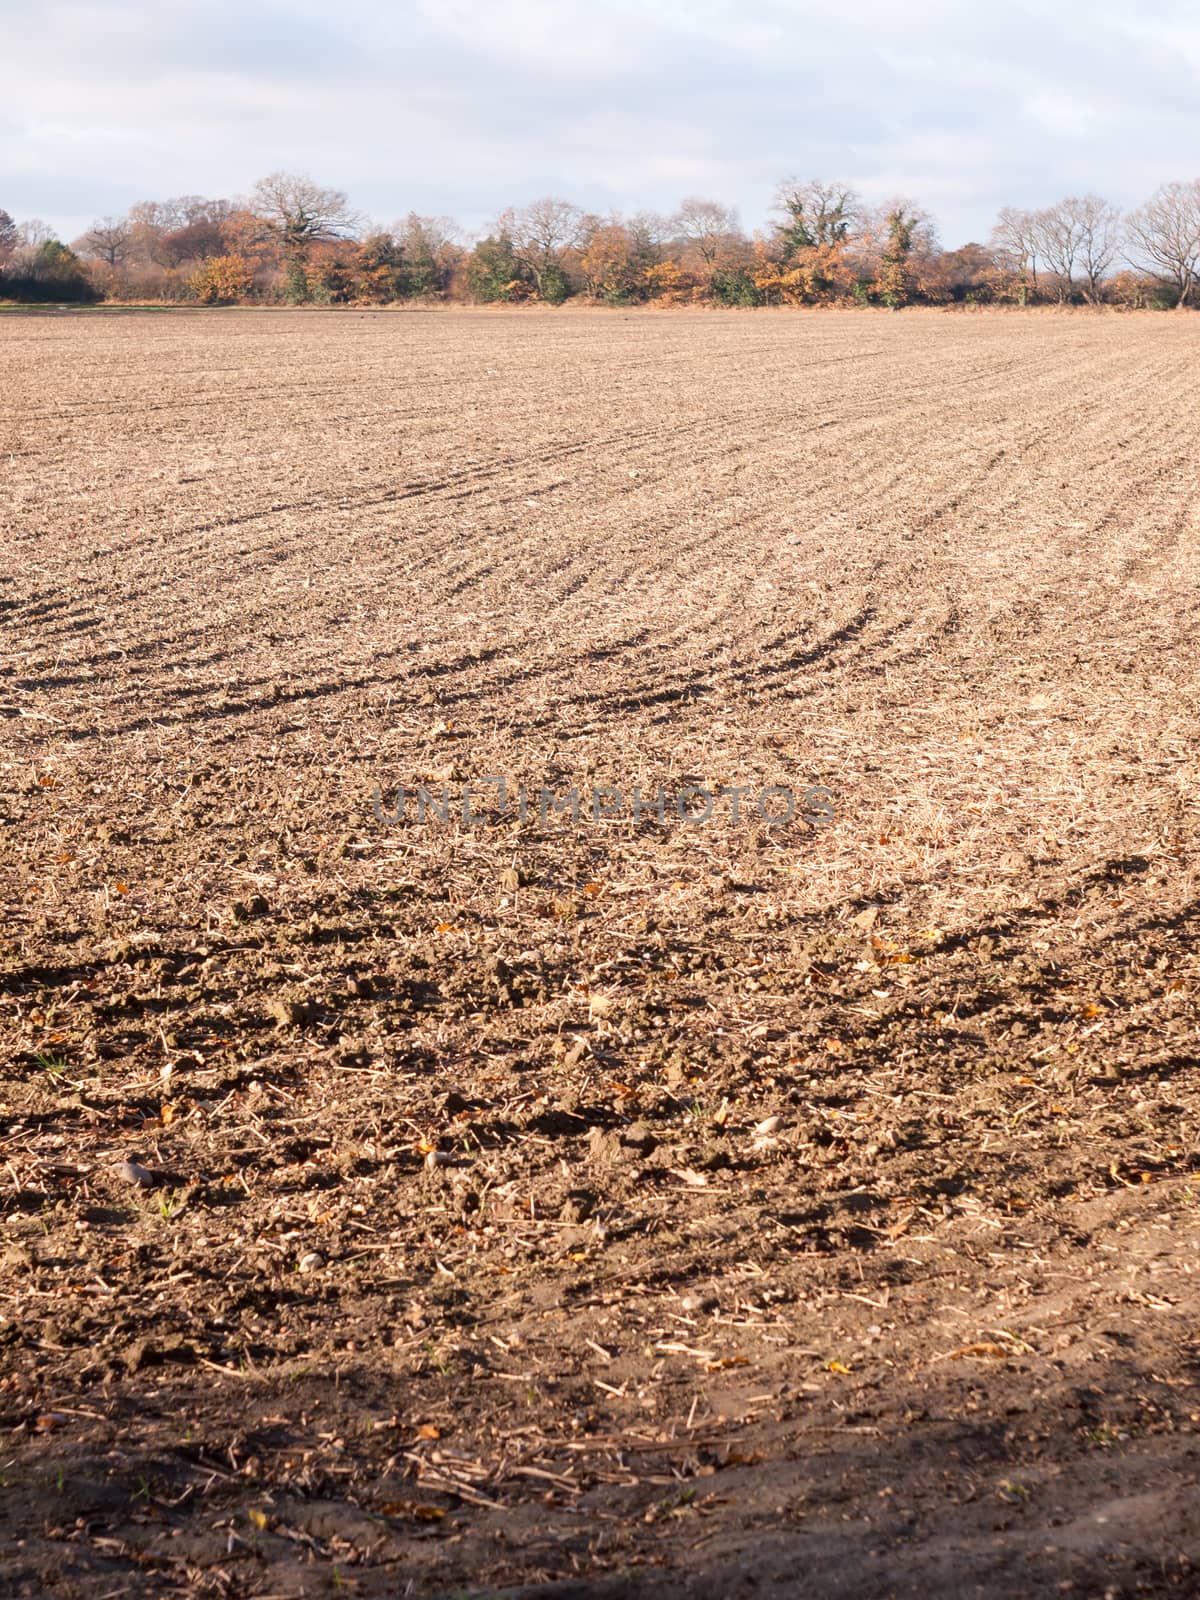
[113,1160,155,1188]
[425,1150,452,1170]
[298,1251,325,1274]
[680,1292,717,1314]
[753,1115,784,1136]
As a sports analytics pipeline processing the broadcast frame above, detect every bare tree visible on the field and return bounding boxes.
[79,216,133,267]
[1072,195,1121,302]
[1032,201,1088,301]
[157,218,230,267]
[1125,180,1200,308]
[250,172,361,259]
[673,196,740,265]
[169,195,234,228]
[18,218,56,248]
[393,212,460,259]
[126,200,178,264]
[990,207,1040,301]
[493,197,586,295]
[128,199,177,234]
[626,209,671,256]
[125,196,240,266]
[0,209,16,263]
[1032,196,1118,303]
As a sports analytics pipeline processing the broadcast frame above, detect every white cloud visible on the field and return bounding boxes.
[2,0,1198,244]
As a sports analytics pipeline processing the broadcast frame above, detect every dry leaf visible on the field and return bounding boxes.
[380,1500,446,1522]
[671,1167,709,1188]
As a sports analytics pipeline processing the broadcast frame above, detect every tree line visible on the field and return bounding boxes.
[3,173,1200,310]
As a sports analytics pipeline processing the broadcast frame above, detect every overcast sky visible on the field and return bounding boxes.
[4,0,1199,247]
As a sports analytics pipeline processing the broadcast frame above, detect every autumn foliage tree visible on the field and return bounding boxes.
[21,168,1200,311]
[642,258,698,304]
[156,217,232,268]
[873,205,925,307]
[579,218,668,303]
[752,241,855,305]
[190,254,255,305]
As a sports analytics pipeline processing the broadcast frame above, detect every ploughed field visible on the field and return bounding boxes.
[2,306,1199,1598]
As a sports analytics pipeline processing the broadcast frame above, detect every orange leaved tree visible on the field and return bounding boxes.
[190,254,255,305]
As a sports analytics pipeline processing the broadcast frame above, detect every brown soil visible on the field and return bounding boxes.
[2,306,1199,1598]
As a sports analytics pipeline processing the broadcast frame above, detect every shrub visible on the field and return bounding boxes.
[190,254,255,305]
[467,235,529,302]
[709,267,762,307]
[1,240,98,303]
[538,262,570,304]
[282,258,311,304]
[642,259,696,305]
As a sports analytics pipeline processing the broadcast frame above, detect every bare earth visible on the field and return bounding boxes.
[2,306,1199,1598]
